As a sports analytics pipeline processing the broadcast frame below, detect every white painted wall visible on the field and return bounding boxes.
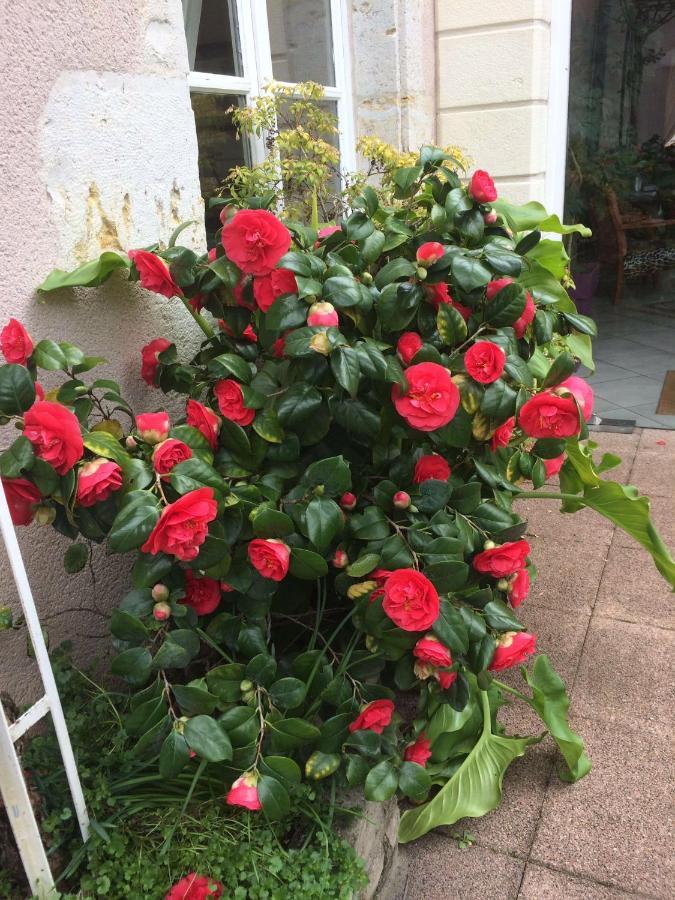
[435,0,553,205]
[0,0,204,704]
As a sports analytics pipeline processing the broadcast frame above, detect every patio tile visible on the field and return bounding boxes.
[626,430,675,496]
[595,544,675,630]
[530,715,674,898]
[518,863,644,899]
[525,541,606,616]
[628,403,675,431]
[586,429,640,483]
[592,378,663,410]
[403,836,525,900]
[584,361,636,383]
[519,498,615,545]
[592,400,660,428]
[571,618,675,725]
[517,604,591,687]
[439,741,555,858]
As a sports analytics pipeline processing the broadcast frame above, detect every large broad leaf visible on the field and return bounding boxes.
[38,252,131,292]
[492,200,591,237]
[398,691,537,843]
[521,655,591,782]
[558,440,675,588]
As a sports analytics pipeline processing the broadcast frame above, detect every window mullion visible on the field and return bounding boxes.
[330,0,357,175]
[235,0,267,165]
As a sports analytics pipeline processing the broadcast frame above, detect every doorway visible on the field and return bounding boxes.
[565,0,675,428]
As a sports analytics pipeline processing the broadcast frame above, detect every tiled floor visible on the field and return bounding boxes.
[579,280,675,429]
[399,429,675,900]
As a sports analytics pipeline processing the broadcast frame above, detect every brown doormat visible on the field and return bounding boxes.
[656,371,675,415]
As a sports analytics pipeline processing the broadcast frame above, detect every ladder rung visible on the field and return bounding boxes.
[8,695,50,742]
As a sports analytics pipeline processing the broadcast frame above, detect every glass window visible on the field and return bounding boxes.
[266,0,335,86]
[183,0,242,76]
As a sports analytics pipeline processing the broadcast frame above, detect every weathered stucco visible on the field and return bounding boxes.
[0,0,204,704]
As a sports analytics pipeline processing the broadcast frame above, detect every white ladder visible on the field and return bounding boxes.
[0,480,90,897]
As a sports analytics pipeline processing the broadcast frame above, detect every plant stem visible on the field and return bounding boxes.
[180,296,215,338]
[513,491,577,502]
[490,678,530,703]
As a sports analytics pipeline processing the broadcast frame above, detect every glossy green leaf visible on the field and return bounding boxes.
[258,775,290,819]
[269,677,307,710]
[398,692,537,842]
[0,365,36,415]
[108,491,160,553]
[184,715,232,762]
[38,251,130,292]
[159,730,190,778]
[364,760,399,802]
[305,496,342,552]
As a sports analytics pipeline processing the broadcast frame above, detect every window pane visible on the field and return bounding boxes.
[190,93,247,244]
[266,0,335,86]
[184,0,242,76]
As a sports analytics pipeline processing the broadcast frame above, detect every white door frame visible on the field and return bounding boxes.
[544,0,573,220]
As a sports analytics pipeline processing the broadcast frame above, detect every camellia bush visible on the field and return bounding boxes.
[2,147,674,856]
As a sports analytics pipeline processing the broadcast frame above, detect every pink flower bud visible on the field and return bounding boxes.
[416,241,444,266]
[483,210,498,225]
[125,435,137,449]
[393,491,411,509]
[135,412,170,445]
[153,601,171,621]
[152,583,170,603]
[340,492,357,511]
[307,301,339,327]
[332,549,348,569]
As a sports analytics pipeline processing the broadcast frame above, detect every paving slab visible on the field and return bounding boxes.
[595,543,675,630]
[627,430,675,499]
[518,863,645,899]
[526,537,608,616]
[571,617,675,725]
[587,430,642,484]
[519,499,615,546]
[530,715,674,898]
[517,604,591,688]
[402,836,525,900]
[438,742,555,858]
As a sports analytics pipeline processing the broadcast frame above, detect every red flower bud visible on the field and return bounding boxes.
[393,491,411,509]
[332,549,348,569]
[152,583,170,603]
[153,601,171,621]
[340,492,357,511]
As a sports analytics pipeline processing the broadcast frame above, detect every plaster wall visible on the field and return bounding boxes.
[435,0,553,204]
[0,0,204,704]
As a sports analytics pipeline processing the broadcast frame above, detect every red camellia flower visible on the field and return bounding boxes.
[469,169,498,203]
[513,291,536,338]
[1,319,33,365]
[141,338,172,386]
[225,772,261,811]
[2,477,41,526]
[128,249,182,298]
[413,454,451,484]
[543,453,565,478]
[486,276,513,301]
[403,733,432,767]
[519,391,580,439]
[416,241,444,266]
[437,670,458,690]
[473,539,531,578]
[397,332,423,366]
[413,635,452,668]
[490,416,515,451]
[153,438,192,475]
[558,375,594,421]
[464,341,506,384]
[392,362,460,432]
[186,399,221,450]
[307,301,339,327]
[426,283,472,321]
[348,699,395,734]
[182,570,221,615]
[136,411,170,444]
[23,401,83,475]
[142,487,217,561]
[508,568,530,608]
[318,225,342,239]
[213,379,255,427]
[76,459,123,507]
[382,568,440,631]
[489,631,537,671]
[248,538,290,581]
[165,872,223,900]
[221,209,291,276]
[271,335,286,358]
[252,268,297,312]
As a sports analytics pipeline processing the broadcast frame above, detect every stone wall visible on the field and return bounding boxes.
[435,0,553,204]
[0,0,204,704]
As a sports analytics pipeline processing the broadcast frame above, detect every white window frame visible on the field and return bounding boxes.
[184,0,356,176]
[545,0,572,220]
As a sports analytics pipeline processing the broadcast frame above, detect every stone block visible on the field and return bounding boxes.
[436,0,552,32]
